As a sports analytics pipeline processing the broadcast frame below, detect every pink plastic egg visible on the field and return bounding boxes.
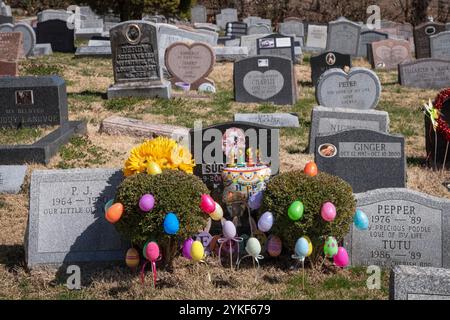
[145,242,160,262]
[321,202,337,222]
[333,247,349,267]
[200,194,216,214]
[139,194,155,212]
[223,220,236,239]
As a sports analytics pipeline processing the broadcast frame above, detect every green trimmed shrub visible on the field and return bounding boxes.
[262,170,356,261]
[114,170,209,267]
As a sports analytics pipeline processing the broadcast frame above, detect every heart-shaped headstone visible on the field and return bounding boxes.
[0,23,36,57]
[373,40,411,69]
[165,42,215,89]
[316,67,381,110]
[243,70,284,100]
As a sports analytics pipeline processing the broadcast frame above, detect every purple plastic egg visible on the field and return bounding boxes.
[182,238,194,260]
[139,194,155,212]
[223,220,236,239]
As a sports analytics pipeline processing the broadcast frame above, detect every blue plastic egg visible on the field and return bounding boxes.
[353,209,369,230]
[295,237,309,258]
[163,212,179,235]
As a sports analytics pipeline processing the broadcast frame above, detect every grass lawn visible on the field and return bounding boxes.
[0,50,448,300]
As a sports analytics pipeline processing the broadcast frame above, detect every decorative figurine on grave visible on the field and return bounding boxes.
[220,127,271,235]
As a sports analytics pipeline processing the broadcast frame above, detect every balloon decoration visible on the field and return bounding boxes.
[248,191,263,210]
[323,236,339,258]
[257,211,274,233]
[139,194,155,212]
[210,202,224,221]
[147,161,162,175]
[141,241,161,287]
[266,235,282,257]
[237,237,264,277]
[125,248,140,269]
[200,194,216,214]
[321,202,337,222]
[303,161,318,177]
[333,247,349,267]
[182,238,194,260]
[353,209,369,230]
[105,202,124,224]
[288,200,304,221]
[218,220,243,270]
[163,212,179,235]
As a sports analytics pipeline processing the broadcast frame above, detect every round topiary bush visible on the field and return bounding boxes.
[262,170,356,262]
[114,170,210,267]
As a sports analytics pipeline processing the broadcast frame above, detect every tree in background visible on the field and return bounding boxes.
[410,0,432,25]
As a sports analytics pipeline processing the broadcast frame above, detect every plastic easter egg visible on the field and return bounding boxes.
[104,199,114,213]
[210,202,223,221]
[125,248,140,268]
[145,241,160,262]
[182,238,194,260]
[303,236,313,257]
[323,236,339,258]
[333,247,349,267]
[304,161,318,177]
[200,194,216,214]
[295,237,310,258]
[190,240,204,262]
[246,237,262,257]
[248,192,263,210]
[288,200,304,221]
[321,202,337,222]
[223,220,236,239]
[105,202,124,224]
[139,194,155,212]
[267,235,282,257]
[163,212,179,235]
[258,211,274,233]
[147,161,162,175]
[353,209,369,230]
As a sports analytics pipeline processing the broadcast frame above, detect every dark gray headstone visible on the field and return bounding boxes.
[226,21,247,38]
[256,34,295,62]
[315,129,405,193]
[390,266,450,300]
[344,188,450,268]
[36,19,75,53]
[25,168,128,268]
[234,55,297,105]
[108,21,171,99]
[316,67,381,110]
[430,31,450,60]
[326,18,361,56]
[414,22,446,59]
[310,51,351,86]
[234,113,299,127]
[0,76,68,128]
[0,15,13,24]
[308,106,389,153]
[0,165,27,194]
[357,30,388,58]
[398,58,450,89]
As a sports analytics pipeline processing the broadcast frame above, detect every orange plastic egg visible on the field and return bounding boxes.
[105,203,124,223]
[125,248,140,268]
[304,161,318,177]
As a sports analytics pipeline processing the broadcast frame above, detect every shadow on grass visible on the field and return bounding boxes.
[407,156,427,166]
[68,90,107,100]
[0,244,26,272]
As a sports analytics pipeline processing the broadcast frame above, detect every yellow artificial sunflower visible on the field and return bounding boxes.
[124,137,195,176]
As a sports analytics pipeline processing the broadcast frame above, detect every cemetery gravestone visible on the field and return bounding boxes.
[191,5,207,24]
[344,188,450,268]
[234,55,297,105]
[279,20,304,38]
[0,32,23,61]
[357,30,388,58]
[247,23,271,35]
[398,58,450,89]
[0,60,17,76]
[370,39,412,70]
[390,266,450,300]
[0,22,37,57]
[226,22,247,38]
[326,18,361,56]
[306,24,327,49]
[240,34,269,56]
[108,21,171,99]
[215,46,248,62]
[234,113,299,128]
[243,17,271,28]
[315,129,405,193]
[308,106,390,153]
[25,168,128,267]
[310,51,351,86]
[0,165,27,194]
[37,9,72,23]
[216,8,238,30]
[36,19,75,53]
[430,31,450,60]
[257,34,295,62]
[165,42,215,90]
[316,67,381,110]
[414,22,446,59]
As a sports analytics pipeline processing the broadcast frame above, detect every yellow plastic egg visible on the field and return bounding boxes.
[190,240,204,262]
[125,248,140,268]
[147,161,162,175]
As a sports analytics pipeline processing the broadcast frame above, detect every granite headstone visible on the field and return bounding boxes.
[430,31,450,60]
[191,5,207,24]
[36,19,75,53]
[0,23,36,57]
[234,113,299,128]
[247,23,271,35]
[306,24,327,49]
[0,31,23,61]
[370,39,412,70]
[398,58,450,89]
[0,165,27,194]
[310,51,351,86]
[326,18,361,56]
[414,22,446,59]
[256,34,295,62]
[357,30,388,58]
